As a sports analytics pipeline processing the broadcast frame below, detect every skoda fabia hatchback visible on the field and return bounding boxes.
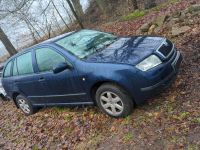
[2,29,182,117]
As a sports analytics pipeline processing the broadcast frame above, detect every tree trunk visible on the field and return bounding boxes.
[0,26,17,56]
[131,0,138,10]
[51,0,71,31]
[66,0,84,29]
[71,0,84,17]
[95,0,108,16]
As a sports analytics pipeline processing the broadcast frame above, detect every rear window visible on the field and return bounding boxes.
[3,61,12,77]
[17,52,34,75]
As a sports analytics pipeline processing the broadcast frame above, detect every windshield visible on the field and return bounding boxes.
[55,29,117,59]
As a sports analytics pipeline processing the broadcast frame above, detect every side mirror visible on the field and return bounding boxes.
[53,62,72,74]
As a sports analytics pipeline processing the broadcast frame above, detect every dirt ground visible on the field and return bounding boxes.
[0,0,200,149]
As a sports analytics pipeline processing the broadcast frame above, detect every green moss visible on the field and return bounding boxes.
[121,0,180,21]
[122,10,146,21]
[180,112,190,119]
[151,0,180,12]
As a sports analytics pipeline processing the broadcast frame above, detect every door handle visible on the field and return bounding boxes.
[38,77,45,82]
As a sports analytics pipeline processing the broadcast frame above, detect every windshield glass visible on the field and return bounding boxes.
[55,29,117,59]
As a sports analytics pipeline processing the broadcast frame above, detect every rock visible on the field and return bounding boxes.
[140,23,151,32]
[166,18,180,29]
[154,26,161,33]
[171,18,180,23]
[180,11,186,19]
[148,24,157,34]
[171,26,191,36]
[172,11,181,18]
[154,15,168,27]
[145,0,156,9]
[188,4,200,13]
[184,4,200,15]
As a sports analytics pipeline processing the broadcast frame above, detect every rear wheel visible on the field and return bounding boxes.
[16,95,37,116]
[95,83,134,118]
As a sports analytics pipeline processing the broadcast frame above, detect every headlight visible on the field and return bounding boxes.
[136,55,162,71]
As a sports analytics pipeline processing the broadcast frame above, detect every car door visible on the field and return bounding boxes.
[34,46,88,105]
[12,51,47,105]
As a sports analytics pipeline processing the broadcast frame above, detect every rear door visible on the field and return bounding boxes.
[12,51,47,105]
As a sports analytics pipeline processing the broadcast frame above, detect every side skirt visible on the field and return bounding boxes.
[33,101,94,107]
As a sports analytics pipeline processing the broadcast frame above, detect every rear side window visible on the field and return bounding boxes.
[3,61,12,77]
[13,59,18,76]
[17,52,34,75]
[35,48,66,72]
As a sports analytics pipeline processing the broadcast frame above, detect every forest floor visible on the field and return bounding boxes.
[0,0,200,149]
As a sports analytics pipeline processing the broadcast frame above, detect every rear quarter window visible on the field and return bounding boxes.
[3,61,12,77]
[13,58,18,76]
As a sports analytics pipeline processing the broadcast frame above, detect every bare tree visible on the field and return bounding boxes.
[95,0,108,16]
[52,11,62,32]
[71,0,84,17]
[131,0,138,10]
[51,0,70,31]
[61,0,74,23]
[0,26,17,55]
[66,0,84,29]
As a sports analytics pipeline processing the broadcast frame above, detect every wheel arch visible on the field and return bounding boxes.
[12,92,20,108]
[90,80,135,105]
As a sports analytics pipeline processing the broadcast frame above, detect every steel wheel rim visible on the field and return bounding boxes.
[18,99,30,114]
[100,91,124,116]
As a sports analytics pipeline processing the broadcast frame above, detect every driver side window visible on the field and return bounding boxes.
[35,47,66,72]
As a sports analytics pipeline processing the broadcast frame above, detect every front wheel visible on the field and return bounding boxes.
[16,95,37,116]
[95,83,134,118]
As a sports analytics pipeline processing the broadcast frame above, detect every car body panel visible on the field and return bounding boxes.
[85,36,165,65]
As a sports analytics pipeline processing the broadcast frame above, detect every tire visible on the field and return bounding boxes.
[15,95,37,116]
[95,83,134,118]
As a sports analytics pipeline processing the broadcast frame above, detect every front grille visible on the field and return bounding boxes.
[157,39,174,58]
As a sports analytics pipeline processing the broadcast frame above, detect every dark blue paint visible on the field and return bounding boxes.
[86,36,165,65]
[2,30,182,107]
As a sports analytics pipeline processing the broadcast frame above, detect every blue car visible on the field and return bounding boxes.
[2,29,182,117]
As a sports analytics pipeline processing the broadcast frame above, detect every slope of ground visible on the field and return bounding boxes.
[0,0,200,149]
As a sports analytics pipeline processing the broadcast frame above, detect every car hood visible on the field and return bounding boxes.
[85,36,165,65]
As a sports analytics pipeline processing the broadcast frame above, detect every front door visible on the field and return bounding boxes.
[34,47,87,105]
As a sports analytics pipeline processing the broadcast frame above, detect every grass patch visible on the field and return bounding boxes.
[121,0,180,21]
[122,133,133,143]
[122,116,132,125]
[54,107,70,113]
[64,114,73,121]
[172,112,190,121]
[122,10,146,21]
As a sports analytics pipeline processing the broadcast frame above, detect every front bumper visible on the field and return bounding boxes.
[135,51,182,104]
[141,51,182,91]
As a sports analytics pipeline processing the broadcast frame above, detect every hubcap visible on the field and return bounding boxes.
[100,91,124,116]
[18,99,30,114]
